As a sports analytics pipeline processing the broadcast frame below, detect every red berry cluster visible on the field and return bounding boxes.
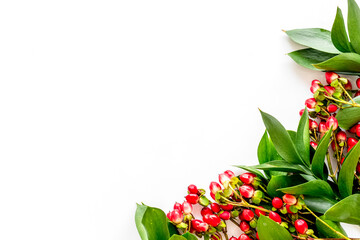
[301,72,360,179]
[167,171,315,239]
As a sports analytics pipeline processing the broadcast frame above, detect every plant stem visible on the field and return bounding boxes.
[326,152,337,183]
[325,95,360,107]
[339,83,356,104]
[304,206,350,240]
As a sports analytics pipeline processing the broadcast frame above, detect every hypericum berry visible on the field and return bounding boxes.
[326,116,338,131]
[310,141,318,150]
[188,184,198,194]
[272,197,283,209]
[182,201,193,215]
[238,234,252,240]
[201,207,213,217]
[210,203,221,213]
[344,80,352,90]
[239,184,255,198]
[255,206,266,216]
[220,204,234,211]
[356,125,360,137]
[357,78,360,88]
[309,119,318,130]
[219,211,231,220]
[224,170,235,179]
[299,109,305,116]
[240,209,254,221]
[310,79,321,93]
[219,173,231,186]
[239,172,256,184]
[325,72,339,84]
[305,98,317,109]
[350,124,359,133]
[355,91,360,97]
[269,211,281,224]
[319,121,327,133]
[336,131,347,143]
[256,232,259,240]
[327,104,338,113]
[348,137,359,151]
[209,182,222,194]
[167,209,183,224]
[283,194,297,205]
[341,157,345,165]
[229,237,237,240]
[294,219,308,234]
[203,214,221,227]
[174,202,182,211]
[286,204,295,214]
[240,221,250,232]
[324,86,335,96]
[185,194,199,204]
[191,219,208,232]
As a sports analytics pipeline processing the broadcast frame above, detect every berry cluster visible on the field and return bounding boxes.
[301,72,360,182]
[167,171,315,240]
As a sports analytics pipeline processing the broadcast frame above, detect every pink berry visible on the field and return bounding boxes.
[324,86,335,96]
[188,184,198,194]
[167,209,183,224]
[310,141,318,150]
[309,119,318,130]
[325,72,339,84]
[191,219,208,232]
[185,194,199,204]
[269,211,281,224]
[240,221,250,232]
[219,173,231,186]
[326,116,338,131]
[299,109,305,116]
[174,202,182,211]
[319,121,327,133]
[203,214,221,227]
[224,170,235,179]
[240,209,254,221]
[219,211,231,220]
[255,206,266,216]
[182,201,193,215]
[294,219,308,234]
[310,79,321,93]
[239,172,256,184]
[282,194,297,205]
[238,234,252,240]
[211,203,221,213]
[327,104,338,113]
[272,197,283,209]
[336,131,347,143]
[209,182,222,194]
[305,98,317,109]
[201,207,213,217]
[239,184,255,198]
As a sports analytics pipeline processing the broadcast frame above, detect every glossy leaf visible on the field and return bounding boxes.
[251,160,311,175]
[260,110,304,165]
[332,7,351,52]
[348,0,360,54]
[169,236,187,240]
[285,28,340,54]
[257,131,282,177]
[235,165,267,181]
[135,203,170,240]
[313,53,360,72]
[169,233,197,240]
[296,108,310,165]
[325,194,360,225]
[304,196,337,214]
[311,129,332,180]
[336,96,360,130]
[338,140,360,198]
[316,215,347,238]
[278,180,335,199]
[267,175,305,198]
[257,215,293,240]
[288,48,337,71]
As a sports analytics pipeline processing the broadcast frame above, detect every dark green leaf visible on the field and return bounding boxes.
[135,203,170,240]
[234,165,267,181]
[257,215,293,240]
[288,48,337,71]
[316,215,347,238]
[260,110,304,165]
[332,7,351,52]
[304,196,337,214]
[285,28,340,54]
[267,175,305,198]
[348,0,360,54]
[168,221,178,237]
[278,180,335,199]
[181,233,197,240]
[311,129,332,180]
[336,96,360,130]
[325,194,360,225]
[338,140,360,198]
[251,160,312,175]
[296,108,310,165]
[313,53,360,72]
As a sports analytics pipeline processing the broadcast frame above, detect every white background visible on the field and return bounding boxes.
[0,0,359,239]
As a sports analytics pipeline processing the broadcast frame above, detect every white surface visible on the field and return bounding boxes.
[0,0,359,239]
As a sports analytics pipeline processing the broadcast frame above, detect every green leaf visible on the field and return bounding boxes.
[278,180,335,199]
[257,215,293,240]
[260,110,304,165]
[288,48,337,71]
[338,140,360,198]
[296,108,310,165]
[311,129,332,180]
[267,175,305,198]
[332,7,351,52]
[181,233,197,240]
[168,221,178,237]
[235,165,268,181]
[336,96,360,129]
[285,28,340,54]
[135,203,171,240]
[348,0,360,54]
[316,215,347,238]
[169,236,187,240]
[313,52,360,72]
[304,196,337,214]
[325,194,360,225]
[251,160,312,175]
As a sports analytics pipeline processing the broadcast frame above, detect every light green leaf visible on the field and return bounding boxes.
[296,108,310,165]
[267,175,305,198]
[304,196,337,214]
[285,28,340,54]
[325,194,360,225]
[313,53,360,72]
[338,140,360,198]
[311,129,332,180]
[181,233,197,240]
[332,7,351,52]
[278,180,335,199]
[336,96,360,130]
[288,48,337,71]
[316,215,347,238]
[348,0,360,54]
[169,236,187,240]
[257,215,293,240]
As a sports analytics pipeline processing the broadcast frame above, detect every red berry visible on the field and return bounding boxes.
[174,202,182,211]
[283,194,297,205]
[356,125,360,137]
[305,98,317,109]
[210,203,221,213]
[209,182,222,194]
[348,137,359,151]
[203,214,221,227]
[219,211,231,220]
[201,207,213,217]
[344,80,352,90]
[319,121,327,133]
[355,91,360,97]
[269,211,281,223]
[327,104,338,113]
[185,194,199,204]
[341,157,345,165]
[310,141,318,150]
[239,172,256,184]
[239,184,255,198]
[182,201,193,215]
[240,221,250,232]
[336,131,347,143]
[229,237,237,240]
[224,170,235,179]
[256,232,260,240]
[210,192,215,200]
[219,173,231,185]
[240,209,254,221]
[350,124,359,133]
[272,197,283,209]
[309,119,318,130]
[238,234,252,240]
[356,78,360,89]
[310,79,321,93]
[299,109,305,116]
[191,219,208,232]
[325,72,339,84]
[188,184,198,194]
[255,206,266,216]
[324,86,335,96]
[220,204,234,211]
[294,219,308,234]
[326,116,338,131]
[167,209,183,224]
